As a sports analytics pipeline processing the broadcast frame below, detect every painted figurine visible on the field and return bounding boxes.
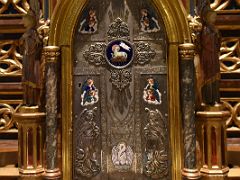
[143,78,162,105]
[140,9,160,33]
[200,3,221,105]
[81,79,99,106]
[79,9,98,34]
[20,9,42,106]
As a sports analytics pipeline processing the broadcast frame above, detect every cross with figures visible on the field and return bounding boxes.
[83,18,156,91]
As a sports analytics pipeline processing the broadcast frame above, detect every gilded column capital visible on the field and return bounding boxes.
[43,46,60,63]
[179,43,195,60]
[187,15,202,44]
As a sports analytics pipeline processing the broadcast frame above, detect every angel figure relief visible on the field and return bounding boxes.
[80,79,99,106]
[75,107,101,177]
[143,78,162,105]
[78,9,98,34]
[144,108,168,178]
[140,9,160,33]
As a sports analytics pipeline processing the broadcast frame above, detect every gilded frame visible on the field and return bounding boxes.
[49,0,191,179]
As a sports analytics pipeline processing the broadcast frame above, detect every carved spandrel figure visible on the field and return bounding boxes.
[75,108,100,177]
[20,9,42,106]
[200,7,221,105]
[144,108,168,178]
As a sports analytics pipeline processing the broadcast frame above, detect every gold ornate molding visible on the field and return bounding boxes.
[221,98,240,129]
[0,103,19,131]
[0,40,22,76]
[0,0,29,16]
[179,43,195,60]
[211,0,240,11]
[187,15,202,44]
[220,38,240,73]
[38,19,51,47]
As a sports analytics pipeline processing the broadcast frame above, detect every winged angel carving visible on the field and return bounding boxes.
[144,108,168,178]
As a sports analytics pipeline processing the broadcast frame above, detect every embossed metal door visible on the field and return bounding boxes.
[73,1,170,179]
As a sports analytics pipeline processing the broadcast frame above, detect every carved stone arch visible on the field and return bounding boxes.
[48,0,191,180]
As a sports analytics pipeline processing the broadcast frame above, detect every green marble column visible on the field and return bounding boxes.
[179,43,201,179]
[43,46,61,179]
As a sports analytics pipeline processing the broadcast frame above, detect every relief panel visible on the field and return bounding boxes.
[73,73,104,179]
[73,0,169,179]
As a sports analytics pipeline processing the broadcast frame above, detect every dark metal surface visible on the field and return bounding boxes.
[73,0,169,179]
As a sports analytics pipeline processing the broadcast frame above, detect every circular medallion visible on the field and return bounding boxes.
[106,39,134,69]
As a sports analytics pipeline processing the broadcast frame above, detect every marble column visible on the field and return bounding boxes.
[179,43,201,179]
[43,46,61,179]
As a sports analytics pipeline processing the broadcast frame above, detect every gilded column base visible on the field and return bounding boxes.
[19,174,43,180]
[19,168,45,175]
[182,168,201,179]
[44,168,62,179]
[201,169,229,180]
[197,103,230,178]
[200,166,229,175]
[13,106,45,176]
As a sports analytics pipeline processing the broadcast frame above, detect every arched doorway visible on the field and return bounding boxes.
[49,0,190,179]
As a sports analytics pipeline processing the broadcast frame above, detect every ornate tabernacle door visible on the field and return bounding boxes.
[73,1,169,180]
[49,0,190,179]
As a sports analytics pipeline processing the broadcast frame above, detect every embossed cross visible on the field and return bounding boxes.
[83,18,156,91]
